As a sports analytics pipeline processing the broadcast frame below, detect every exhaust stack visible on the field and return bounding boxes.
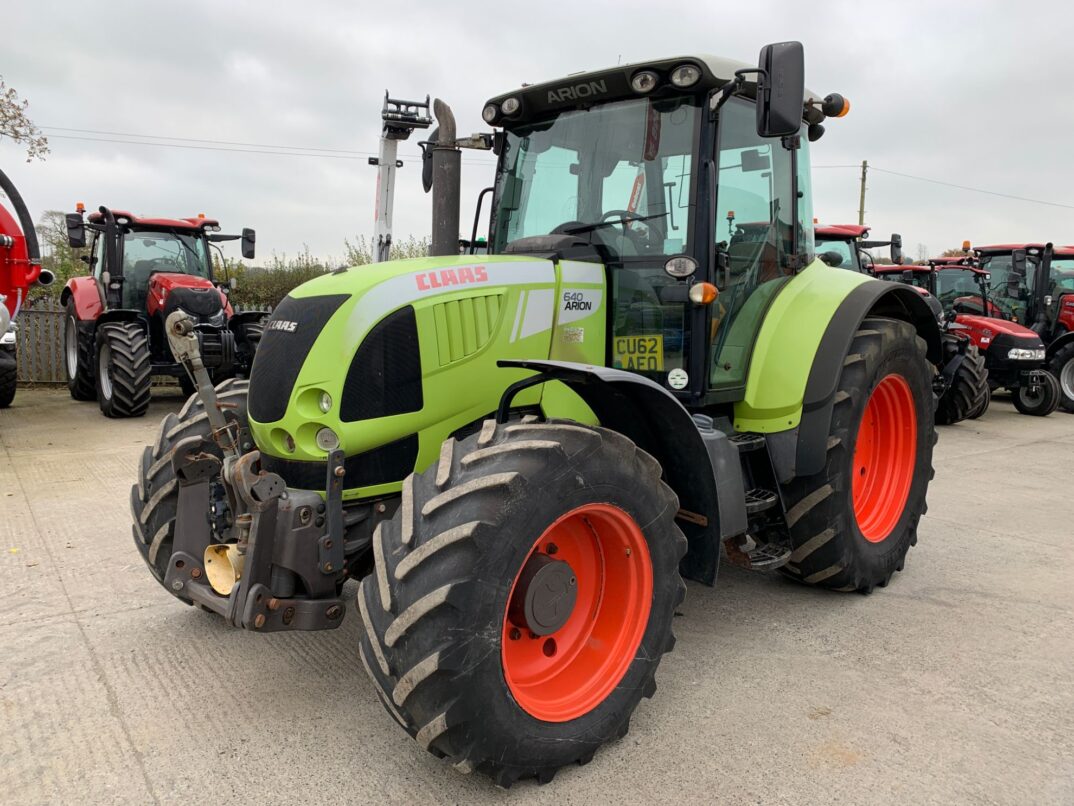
[429,99,461,257]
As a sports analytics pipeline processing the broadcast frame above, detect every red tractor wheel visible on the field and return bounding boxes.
[357,420,686,786]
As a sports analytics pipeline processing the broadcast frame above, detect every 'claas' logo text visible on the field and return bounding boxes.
[415,266,489,291]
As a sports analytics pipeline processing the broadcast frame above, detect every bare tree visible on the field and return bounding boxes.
[0,76,48,161]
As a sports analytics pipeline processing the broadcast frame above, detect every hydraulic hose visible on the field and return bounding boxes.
[0,166,42,276]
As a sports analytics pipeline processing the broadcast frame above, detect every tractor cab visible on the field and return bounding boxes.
[814,223,904,275]
[972,243,1045,325]
[483,52,854,399]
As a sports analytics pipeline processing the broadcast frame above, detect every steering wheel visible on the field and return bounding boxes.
[600,209,663,250]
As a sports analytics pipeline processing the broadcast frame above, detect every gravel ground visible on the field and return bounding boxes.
[2,387,1072,805]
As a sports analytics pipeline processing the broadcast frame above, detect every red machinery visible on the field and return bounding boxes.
[0,168,55,408]
[61,205,265,417]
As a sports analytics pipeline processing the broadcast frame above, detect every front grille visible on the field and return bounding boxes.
[248,294,349,423]
[340,306,423,422]
[260,435,419,490]
[164,287,223,318]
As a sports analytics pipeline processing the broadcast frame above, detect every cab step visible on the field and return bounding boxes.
[729,432,766,453]
[744,487,779,514]
[721,533,792,570]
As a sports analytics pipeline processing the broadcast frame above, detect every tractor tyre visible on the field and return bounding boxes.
[1047,341,1074,413]
[0,347,16,409]
[64,300,96,401]
[968,384,990,419]
[130,378,250,595]
[780,317,935,593]
[357,419,686,786]
[1012,370,1060,417]
[95,322,152,418]
[935,341,988,425]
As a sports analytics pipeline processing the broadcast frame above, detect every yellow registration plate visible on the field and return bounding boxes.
[613,335,664,371]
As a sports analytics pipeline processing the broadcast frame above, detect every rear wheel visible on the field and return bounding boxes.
[0,347,16,408]
[781,317,935,593]
[357,420,686,786]
[968,384,990,419]
[935,339,988,425]
[64,300,96,401]
[95,322,152,418]
[1012,370,1059,416]
[1048,342,1074,413]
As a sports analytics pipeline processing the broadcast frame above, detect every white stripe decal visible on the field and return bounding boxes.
[518,288,555,341]
[559,260,605,286]
[510,291,526,342]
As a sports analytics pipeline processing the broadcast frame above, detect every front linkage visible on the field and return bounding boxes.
[147,311,367,632]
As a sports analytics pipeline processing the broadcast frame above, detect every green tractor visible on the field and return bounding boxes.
[132,43,940,786]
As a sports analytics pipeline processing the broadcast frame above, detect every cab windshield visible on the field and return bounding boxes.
[935,268,985,313]
[494,96,699,260]
[816,238,860,271]
[120,230,211,309]
[979,252,1038,322]
[1048,259,1074,292]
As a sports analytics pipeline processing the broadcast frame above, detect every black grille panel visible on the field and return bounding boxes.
[164,287,223,319]
[248,294,349,423]
[340,306,423,422]
[260,435,419,490]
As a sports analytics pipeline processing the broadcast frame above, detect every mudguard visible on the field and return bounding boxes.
[60,277,104,321]
[499,358,743,586]
[1045,329,1074,359]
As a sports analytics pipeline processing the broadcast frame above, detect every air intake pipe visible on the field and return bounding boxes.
[429,99,461,257]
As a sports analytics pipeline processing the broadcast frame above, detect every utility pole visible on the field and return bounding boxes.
[857,159,868,226]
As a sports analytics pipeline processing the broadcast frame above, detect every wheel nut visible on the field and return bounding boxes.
[323,562,333,573]
[191,568,202,579]
[171,580,183,591]
[254,614,266,629]
[509,628,521,640]
[268,598,281,611]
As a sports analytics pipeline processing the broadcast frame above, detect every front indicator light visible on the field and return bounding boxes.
[316,427,340,451]
[689,282,719,305]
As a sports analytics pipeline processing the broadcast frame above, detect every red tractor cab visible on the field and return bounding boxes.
[877,255,1058,416]
[0,168,55,409]
[971,243,1074,412]
[817,223,987,423]
[61,206,266,417]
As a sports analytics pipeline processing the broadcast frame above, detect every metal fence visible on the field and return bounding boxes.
[12,297,269,384]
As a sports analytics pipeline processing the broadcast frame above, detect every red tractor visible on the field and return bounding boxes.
[815,223,989,424]
[971,243,1074,412]
[61,206,266,417]
[873,257,1059,416]
[1,168,55,409]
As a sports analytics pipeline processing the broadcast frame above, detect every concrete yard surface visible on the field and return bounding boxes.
[1,388,1072,805]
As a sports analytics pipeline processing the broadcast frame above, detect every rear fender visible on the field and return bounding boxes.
[500,359,745,586]
[61,276,104,320]
[1046,329,1074,359]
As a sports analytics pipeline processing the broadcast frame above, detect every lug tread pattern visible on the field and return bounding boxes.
[96,322,152,418]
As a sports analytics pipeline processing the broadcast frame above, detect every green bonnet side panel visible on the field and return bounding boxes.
[733,259,871,433]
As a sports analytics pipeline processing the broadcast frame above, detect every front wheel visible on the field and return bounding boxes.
[95,322,152,418]
[65,300,96,401]
[357,420,686,786]
[1048,342,1074,413]
[935,339,988,425]
[0,347,16,408]
[1012,370,1059,417]
[781,317,935,593]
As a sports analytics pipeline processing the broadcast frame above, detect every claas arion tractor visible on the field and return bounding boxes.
[61,206,265,417]
[972,243,1074,412]
[0,167,55,409]
[131,44,942,785]
[816,223,988,424]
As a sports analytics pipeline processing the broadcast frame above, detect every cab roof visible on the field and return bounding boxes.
[975,243,1047,253]
[485,54,821,127]
[87,209,219,230]
[815,224,870,239]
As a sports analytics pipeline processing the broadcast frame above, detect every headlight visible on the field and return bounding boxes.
[630,70,659,94]
[316,427,340,451]
[318,391,332,413]
[501,96,520,115]
[481,104,498,124]
[1007,348,1046,361]
[670,64,702,88]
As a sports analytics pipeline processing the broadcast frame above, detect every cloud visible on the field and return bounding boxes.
[3,0,1073,261]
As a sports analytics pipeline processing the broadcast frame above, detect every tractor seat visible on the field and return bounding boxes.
[123,260,158,308]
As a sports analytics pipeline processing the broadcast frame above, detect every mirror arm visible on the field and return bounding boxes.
[208,233,241,243]
[710,69,762,116]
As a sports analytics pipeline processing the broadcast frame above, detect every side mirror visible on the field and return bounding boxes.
[1011,248,1027,278]
[890,233,904,265]
[241,228,256,260]
[65,213,86,248]
[756,41,805,138]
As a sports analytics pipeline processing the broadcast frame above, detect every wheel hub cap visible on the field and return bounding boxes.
[508,554,577,636]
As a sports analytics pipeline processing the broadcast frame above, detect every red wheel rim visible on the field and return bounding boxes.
[501,503,652,722]
[852,373,918,543]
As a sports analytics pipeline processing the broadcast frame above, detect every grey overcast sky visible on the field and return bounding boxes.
[3,0,1072,262]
